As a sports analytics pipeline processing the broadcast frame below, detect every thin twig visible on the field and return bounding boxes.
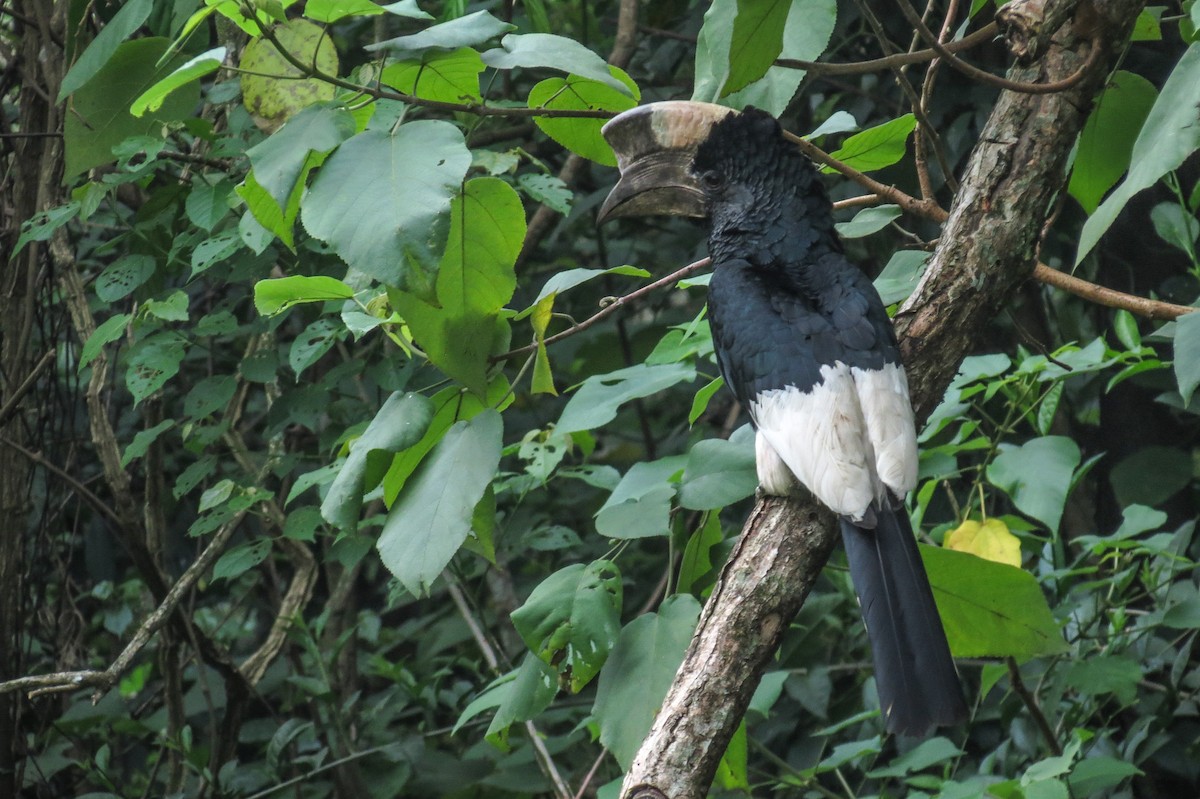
[492,258,710,363]
[0,347,55,426]
[897,0,1101,94]
[1006,657,1062,756]
[1033,263,1195,320]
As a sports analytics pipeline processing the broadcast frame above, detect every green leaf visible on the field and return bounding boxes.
[301,122,471,292]
[678,425,758,510]
[715,722,749,790]
[595,456,687,539]
[481,34,632,96]
[923,545,1067,659]
[722,0,791,96]
[13,203,81,256]
[288,318,343,377]
[212,540,273,582]
[1068,757,1142,796]
[79,314,130,369]
[245,104,356,217]
[120,420,175,468]
[1067,71,1157,214]
[873,250,928,305]
[190,230,243,278]
[1150,202,1200,255]
[1110,446,1192,508]
[365,10,514,60]
[824,114,916,174]
[126,337,186,405]
[529,265,650,308]
[376,410,503,596]
[254,276,355,316]
[59,0,154,101]
[987,436,1081,533]
[689,376,725,424]
[558,363,696,433]
[1113,309,1142,351]
[867,737,964,778]
[454,654,558,738]
[510,560,623,693]
[677,510,724,594]
[185,178,234,232]
[321,392,435,531]
[1078,44,1200,264]
[1064,655,1142,705]
[437,177,524,316]
[527,68,639,165]
[593,594,702,770]
[131,47,226,117]
[1131,7,1163,41]
[144,291,189,322]
[1174,311,1200,405]
[693,0,738,102]
[183,375,237,421]
[380,48,485,104]
[240,19,338,130]
[516,173,574,214]
[305,0,386,23]
[391,293,505,395]
[835,204,901,238]
[64,38,202,177]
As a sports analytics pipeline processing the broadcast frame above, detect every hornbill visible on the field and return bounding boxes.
[596,102,967,736]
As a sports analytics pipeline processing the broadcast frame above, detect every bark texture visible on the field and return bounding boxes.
[621,1,1143,796]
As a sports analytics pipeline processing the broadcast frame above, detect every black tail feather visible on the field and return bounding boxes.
[840,505,968,736]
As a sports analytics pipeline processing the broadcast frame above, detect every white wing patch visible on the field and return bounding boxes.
[751,363,877,520]
[852,363,918,497]
[750,361,918,521]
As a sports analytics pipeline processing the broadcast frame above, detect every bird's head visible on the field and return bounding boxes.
[597,102,826,246]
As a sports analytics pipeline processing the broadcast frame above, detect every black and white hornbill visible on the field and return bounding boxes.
[597,102,967,736]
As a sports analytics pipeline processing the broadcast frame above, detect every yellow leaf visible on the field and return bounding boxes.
[530,294,557,395]
[945,518,1021,567]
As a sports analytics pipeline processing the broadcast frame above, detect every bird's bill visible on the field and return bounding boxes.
[596,101,736,224]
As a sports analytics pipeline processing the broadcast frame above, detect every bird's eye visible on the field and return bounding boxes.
[700,171,726,191]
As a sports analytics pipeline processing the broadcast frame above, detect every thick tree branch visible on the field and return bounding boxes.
[620,1,1143,796]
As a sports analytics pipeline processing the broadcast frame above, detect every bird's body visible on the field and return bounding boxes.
[599,102,967,736]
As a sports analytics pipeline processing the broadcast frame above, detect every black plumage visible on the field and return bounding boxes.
[599,103,968,736]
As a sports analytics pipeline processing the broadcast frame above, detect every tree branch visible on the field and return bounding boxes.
[619,2,1144,795]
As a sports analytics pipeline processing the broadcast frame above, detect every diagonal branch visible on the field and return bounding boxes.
[620,1,1144,796]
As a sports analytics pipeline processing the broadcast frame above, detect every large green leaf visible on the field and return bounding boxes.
[253,275,355,316]
[481,34,632,96]
[301,121,471,292]
[63,38,201,177]
[1172,302,1200,406]
[126,336,186,406]
[987,436,1081,533]
[380,48,485,104]
[593,594,702,770]
[454,654,558,738]
[527,68,639,165]
[321,393,435,531]
[437,177,524,316]
[677,425,758,510]
[693,0,738,102]
[59,0,154,101]
[595,456,687,539]
[557,363,696,433]
[1067,71,1157,214]
[824,114,916,174]
[510,560,623,693]
[923,546,1067,659]
[1077,44,1200,263]
[245,104,356,216]
[376,410,503,596]
[131,47,226,117]
[391,294,507,396]
[365,10,514,60]
[722,0,791,96]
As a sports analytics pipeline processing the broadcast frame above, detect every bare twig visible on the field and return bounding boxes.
[1006,657,1063,756]
[1032,263,1195,320]
[0,348,55,426]
[493,258,709,362]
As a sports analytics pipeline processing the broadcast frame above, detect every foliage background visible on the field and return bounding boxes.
[1,0,1199,797]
